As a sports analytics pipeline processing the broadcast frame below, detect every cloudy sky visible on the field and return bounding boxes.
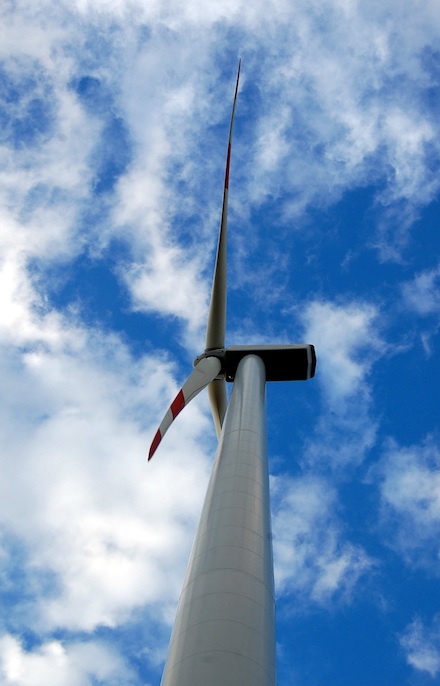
[1,0,440,684]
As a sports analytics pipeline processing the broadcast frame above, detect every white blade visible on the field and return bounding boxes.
[208,379,228,437]
[205,60,240,352]
[148,356,222,460]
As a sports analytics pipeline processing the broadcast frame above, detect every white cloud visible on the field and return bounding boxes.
[0,634,136,686]
[0,8,213,344]
[376,437,440,565]
[13,0,439,259]
[0,325,213,633]
[1,0,440,348]
[0,211,213,641]
[272,475,374,604]
[304,409,378,470]
[300,300,381,468]
[0,55,98,259]
[242,0,440,252]
[112,158,209,339]
[400,616,440,678]
[302,300,383,403]
[402,262,440,315]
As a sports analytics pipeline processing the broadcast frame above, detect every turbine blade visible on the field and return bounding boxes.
[205,59,241,351]
[208,379,228,438]
[148,356,222,461]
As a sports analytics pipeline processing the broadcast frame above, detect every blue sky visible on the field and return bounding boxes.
[1,1,440,684]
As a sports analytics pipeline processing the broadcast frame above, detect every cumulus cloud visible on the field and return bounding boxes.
[0,635,135,686]
[300,300,382,468]
[272,475,374,604]
[0,195,213,671]
[0,4,215,348]
[376,436,440,566]
[113,157,208,338]
[2,0,439,344]
[0,635,137,686]
[402,262,440,315]
[302,300,383,403]
[0,320,213,634]
[240,0,440,257]
[400,615,440,678]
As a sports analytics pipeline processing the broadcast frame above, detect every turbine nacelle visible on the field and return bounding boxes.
[194,344,316,382]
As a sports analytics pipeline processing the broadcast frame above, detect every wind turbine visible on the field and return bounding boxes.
[149,61,316,686]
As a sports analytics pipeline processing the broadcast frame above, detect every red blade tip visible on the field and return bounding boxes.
[148,429,162,461]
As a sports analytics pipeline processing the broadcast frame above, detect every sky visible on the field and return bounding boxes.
[0,0,440,684]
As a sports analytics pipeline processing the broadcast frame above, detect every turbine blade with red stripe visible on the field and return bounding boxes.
[148,356,222,460]
[205,60,240,352]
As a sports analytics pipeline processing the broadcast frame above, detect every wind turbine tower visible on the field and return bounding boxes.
[149,62,316,686]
